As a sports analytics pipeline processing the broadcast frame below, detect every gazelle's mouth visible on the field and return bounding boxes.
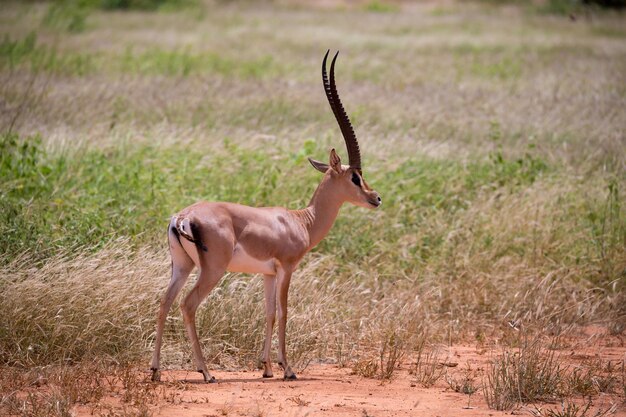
[368,198,381,208]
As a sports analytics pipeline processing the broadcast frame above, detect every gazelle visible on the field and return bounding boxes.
[150,51,381,383]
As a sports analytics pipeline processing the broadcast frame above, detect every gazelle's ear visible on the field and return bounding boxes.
[308,157,329,173]
[329,148,342,173]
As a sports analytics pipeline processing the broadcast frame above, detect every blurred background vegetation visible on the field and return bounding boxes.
[25,0,626,36]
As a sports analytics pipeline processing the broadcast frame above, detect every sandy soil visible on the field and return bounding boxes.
[73,333,626,417]
[125,364,504,417]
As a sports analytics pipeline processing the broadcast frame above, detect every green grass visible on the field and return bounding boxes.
[363,1,400,13]
[0,33,282,79]
[0,131,556,265]
[0,33,94,75]
[119,47,278,78]
[589,25,626,38]
[2,130,622,298]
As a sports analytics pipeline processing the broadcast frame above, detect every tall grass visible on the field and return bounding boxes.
[0,33,281,79]
[3,130,622,269]
[0,33,94,75]
[484,337,567,410]
[0,362,165,417]
[1,127,624,368]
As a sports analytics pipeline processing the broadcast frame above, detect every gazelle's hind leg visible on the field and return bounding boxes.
[180,233,232,383]
[261,274,276,378]
[151,226,195,382]
[181,267,227,383]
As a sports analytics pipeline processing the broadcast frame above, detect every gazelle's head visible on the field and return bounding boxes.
[308,51,381,209]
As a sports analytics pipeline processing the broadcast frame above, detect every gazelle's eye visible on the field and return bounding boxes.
[351,172,361,187]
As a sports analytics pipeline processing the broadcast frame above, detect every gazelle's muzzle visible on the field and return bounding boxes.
[368,192,382,208]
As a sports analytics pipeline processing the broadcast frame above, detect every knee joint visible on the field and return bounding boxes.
[180,303,194,320]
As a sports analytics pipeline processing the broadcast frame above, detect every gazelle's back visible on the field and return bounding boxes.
[173,201,310,273]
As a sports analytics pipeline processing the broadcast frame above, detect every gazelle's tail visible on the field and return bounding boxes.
[170,216,208,252]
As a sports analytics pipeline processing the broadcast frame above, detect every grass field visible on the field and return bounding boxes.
[1,0,625,415]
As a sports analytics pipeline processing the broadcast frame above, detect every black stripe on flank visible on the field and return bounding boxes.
[189,221,208,252]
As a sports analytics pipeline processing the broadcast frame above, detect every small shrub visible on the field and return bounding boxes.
[595,360,620,393]
[568,364,600,396]
[446,364,480,408]
[411,339,446,387]
[379,330,405,380]
[532,399,617,417]
[352,356,379,379]
[566,359,620,397]
[351,330,405,380]
[484,337,566,410]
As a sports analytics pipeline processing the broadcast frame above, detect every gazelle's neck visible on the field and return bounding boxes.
[292,175,344,249]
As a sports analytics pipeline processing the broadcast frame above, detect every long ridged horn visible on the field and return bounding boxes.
[322,50,362,171]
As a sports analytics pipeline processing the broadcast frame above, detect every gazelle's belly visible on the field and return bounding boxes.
[227,244,276,275]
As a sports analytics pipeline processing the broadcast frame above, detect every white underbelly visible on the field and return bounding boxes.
[179,239,276,275]
[227,244,276,275]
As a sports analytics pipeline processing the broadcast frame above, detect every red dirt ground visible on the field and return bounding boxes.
[73,328,626,417]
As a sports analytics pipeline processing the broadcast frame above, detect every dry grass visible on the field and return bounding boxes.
[483,334,626,412]
[411,341,447,388]
[568,359,623,397]
[0,241,341,370]
[286,394,311,407]
[351,328,406,380]
[531,400,618,417]
[445,363,480,408]
[1,2,625,170]
[0,362,164,417]
[483,337,568,410]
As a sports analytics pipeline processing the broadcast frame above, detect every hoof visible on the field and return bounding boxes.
[262,373,274,378]
[284,374,298,381]
[199,370,217,384]
[150,368,160,382]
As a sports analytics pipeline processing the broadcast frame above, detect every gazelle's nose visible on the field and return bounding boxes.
[369,192,382,208]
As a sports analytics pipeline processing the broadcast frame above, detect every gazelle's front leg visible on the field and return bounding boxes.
[261,274,276,378]
[276,267,297,380]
